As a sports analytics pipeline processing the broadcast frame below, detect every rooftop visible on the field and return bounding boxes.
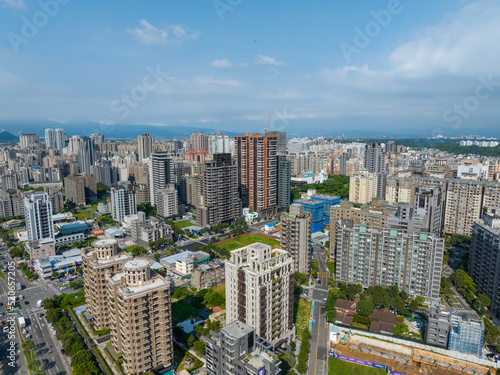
[222,320,254,339]
[124,258,152,270]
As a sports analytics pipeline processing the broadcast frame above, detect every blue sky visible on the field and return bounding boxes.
[1,0,499,137]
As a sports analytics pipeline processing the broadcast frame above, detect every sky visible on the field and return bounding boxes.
[1,0,500,138]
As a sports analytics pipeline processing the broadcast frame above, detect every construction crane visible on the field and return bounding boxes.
[340,330,352,345]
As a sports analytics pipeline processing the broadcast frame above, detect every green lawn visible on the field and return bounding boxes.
[328,357,386,375]
[216,233,280,252]
[174,220,194,229]
[294,297,312,333]
[74,211,94,220]
[326,261,336,275]
[171,295,206,324]
[174,343,203,372]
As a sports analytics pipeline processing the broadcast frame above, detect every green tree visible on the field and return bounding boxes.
[28,358,41,371]
[187,334,195,347]
[193,340,205,355]
[356,300,375,317]
[409,299,419,313]
[451,269,476,295]
[154,253,161,262]
[22,339,35,352]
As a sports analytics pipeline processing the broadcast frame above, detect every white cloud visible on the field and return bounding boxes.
[256,55,285,66]
[211,59,232,69]
[192,76,241,87]
[3,0,25,9]
[388,1,500,77]
[127,20,199,46]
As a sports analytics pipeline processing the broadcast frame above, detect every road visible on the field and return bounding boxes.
[307,245,329,375]
[0,247,71,375]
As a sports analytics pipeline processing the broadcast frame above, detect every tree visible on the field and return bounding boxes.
[71,349,95,367]
[28,358,41,371]
[187,334,195,347]
[409,299,419,313]
[356,300,375,317]
[52,271,59,278]
[451,269,477,295]
[193,340,205,355]
[476,294,491,308]
[154,253,161,262]
[22,339,35,352]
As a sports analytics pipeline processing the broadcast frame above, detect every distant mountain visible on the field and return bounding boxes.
[0,119,240,140]
[0,130,18,141]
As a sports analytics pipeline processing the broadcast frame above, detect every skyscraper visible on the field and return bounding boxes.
[138,134,153,161]
[280,204,312,274]
[364,143,385,173]
[110,181,137,223]
[236,132,278,215]
[277,154,291,209]
[24,193,54,242]
[225,243,295,344]
[190,131,209,152]
[107,258,174,373]
[149,152,174,206]
[45,128,56,149]
[77,137,97,174]
[196,153,241,228]
[469,207,500,318]
[349,170,379,204]
[208,131,232,154]
[19,134,40,149]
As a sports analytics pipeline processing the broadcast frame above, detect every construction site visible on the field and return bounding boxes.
[331,328,498,375]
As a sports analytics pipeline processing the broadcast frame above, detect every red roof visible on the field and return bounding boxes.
[212,306,222,313]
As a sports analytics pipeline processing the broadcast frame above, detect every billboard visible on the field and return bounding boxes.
[258,366,266,375]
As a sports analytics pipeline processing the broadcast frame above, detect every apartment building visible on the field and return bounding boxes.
[64,175,86,205]
[130,212,173,249]
[157,184,178,219]
[196,153,241,228]
[225,243,295,344]
[81,239,132,330]
[205,320,281,375]
[137,134,153,161]
[24,192,54,243]
[364,143,385,173]
[349,170,379,204]
[236,132,278,215]
[149,152,174,206]
[469,207,500,318]
[280,203,312,274]
[110,181,137,223]
[335,221,443,300]
[191,259,225,290]
[414,185,445,235]
[277,154,291,209]
[385,174,421,204]
[107,258,173,374]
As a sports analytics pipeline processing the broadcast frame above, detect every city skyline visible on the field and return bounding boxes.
[1,1,500,137]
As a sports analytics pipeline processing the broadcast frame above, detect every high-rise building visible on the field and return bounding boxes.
[385,141,397,154]
[414,185,445,235]
[90,159,118,187]
[364,143,385,173]
[111,181,137,223]
[89,133,104,146]
[277,154,291,209]
[24,193,54,242]
[45,128,56,149]
[45,128,66,150]
[205,321,282,375]
[19,134,40,149]
[236,132,278,215]
[77,137,97,174]
[448,315,485,356]
[64,175,86,205]
[267,130,286,154]
[83,173,97,202]
[280,204,312,274]
[225,243,295,344]
[349,170,379,204]
[443,180,484,236]
[385,174,421,204]
[340,152,350,176]
[190,131,209,152]
[208,131,232,154]
[196,153,241,228]
[469,207,500,318]
[138,134,153,161]
[157,184,178,219]
[149,152,174,207]
[81,239,132,330]
[335,221,443,300]
[107,258,173,374]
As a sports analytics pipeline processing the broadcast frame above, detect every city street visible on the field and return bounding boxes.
[307,245,329,375]
[0,247,70,375]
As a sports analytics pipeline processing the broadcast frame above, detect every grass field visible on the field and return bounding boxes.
[174,220,194,229]
[294,297,312,333]
[326,261,336,275]
[171,294,206,324]
[74,211,94,220]
[216,233,280,252]
[328,357,386,375]
[174,343,203,372]
[211,283,225,294]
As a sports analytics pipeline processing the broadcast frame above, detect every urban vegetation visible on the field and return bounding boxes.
[291,174,350,200]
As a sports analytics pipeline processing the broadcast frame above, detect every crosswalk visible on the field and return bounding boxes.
[0,283,59,298]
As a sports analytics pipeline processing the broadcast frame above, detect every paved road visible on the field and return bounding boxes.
[308,245,329,375]
[0,247,70,375]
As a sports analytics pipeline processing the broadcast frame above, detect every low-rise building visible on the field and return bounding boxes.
[205,320,282,375]
[191,259,225,289]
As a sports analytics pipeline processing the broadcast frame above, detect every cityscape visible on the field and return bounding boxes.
[1,2,500,375]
